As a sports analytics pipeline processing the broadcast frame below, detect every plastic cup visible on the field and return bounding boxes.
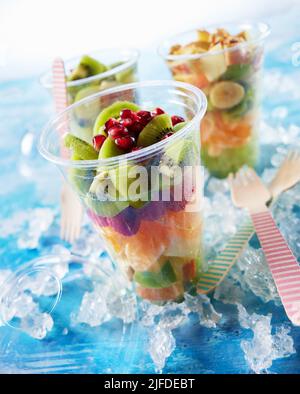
[158,22,270,178]
[40,48,139,104]
[39,80,207,303]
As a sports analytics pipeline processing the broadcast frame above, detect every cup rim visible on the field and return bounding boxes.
[157,21,270,62]
[39,47,140,89]
[38,80,207,169]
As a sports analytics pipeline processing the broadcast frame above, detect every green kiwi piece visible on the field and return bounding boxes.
[159,139,196,177]
[134,261,177,289]
[222,63,251,81]
[86,194,128,217]
[78,55,107,76]
[68,55,107,92]
[69,153,96,195]
[86,174,129,217]
[98,136,123,159]
[201,136,258,179]
[173,121,188,132]
[93,101,140,135]
[137,114,173,147]
[64,134,98,160]
[109,61,124,68]
[68,64,90,82]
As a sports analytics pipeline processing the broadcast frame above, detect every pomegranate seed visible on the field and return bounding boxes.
[104,118,119,131]
[137,110,153,126]
[151,107,165,116]
[120,109,134,119]
[137,110,151,118]
[120,118,134,128]
[93,134,106,151]
[108,125,128,139]
[115,136,135,150]
[162,132,174,140]
[130,121,143,134]
[171,115,185,126]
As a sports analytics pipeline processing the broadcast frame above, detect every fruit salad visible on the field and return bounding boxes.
[66,54,137,104]
[164,27,265,178]
[64,100,203,303]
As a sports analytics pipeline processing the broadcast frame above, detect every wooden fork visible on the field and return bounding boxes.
[52,58,83,243]
[197,150,300,295]
[229,167,300,326]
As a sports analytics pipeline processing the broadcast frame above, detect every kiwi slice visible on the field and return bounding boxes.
[86,193,128,218]
[68,64,90,81]
[137,114,173,147]
[222,63,251,81]
[159,139,196,177]
[201,137,258,179]
[134,260,177,289]
[86,173,129,217]
[69,153,96,195]
[69,55,108,82]
[64,133,98,160]
[109,163,150,204]
[98,136,123,159]
[93,101,140,135]
[173,121,187,132]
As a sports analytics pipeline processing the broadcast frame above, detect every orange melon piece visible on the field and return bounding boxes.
[101,221,171,271]
[137,282,184,302]
[163,211,203,258]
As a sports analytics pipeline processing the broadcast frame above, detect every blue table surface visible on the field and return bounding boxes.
[1,7,300,374]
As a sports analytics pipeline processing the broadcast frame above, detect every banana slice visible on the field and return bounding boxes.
[209,81,245,110]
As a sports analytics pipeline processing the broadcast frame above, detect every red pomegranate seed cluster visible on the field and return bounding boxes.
[93,107,185,153]
[171,115,185,126]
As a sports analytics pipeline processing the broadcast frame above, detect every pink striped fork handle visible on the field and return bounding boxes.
[52,58,83,243]
[230,167,300,326]
[252,210,300,325]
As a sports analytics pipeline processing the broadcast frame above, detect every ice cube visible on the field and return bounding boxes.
[237,304,295,373]
[158,302,189,330]
[148,325,175,372]
[16,208,54,249]
[140,302,164,327]
[20,312,54,340]
[107,288,137,324]
[185,293,222,328]
[235,247,281,305]
[73,283,110,327]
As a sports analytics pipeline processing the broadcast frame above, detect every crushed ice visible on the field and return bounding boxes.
[141,294,222,371]
[0,86,299,371]
[0,207,55,249]
[237,304,295,374]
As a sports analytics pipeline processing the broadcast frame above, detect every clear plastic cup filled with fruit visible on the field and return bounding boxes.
[40,48,139,104]
[159,23,270,178]
[39,81,207,303]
